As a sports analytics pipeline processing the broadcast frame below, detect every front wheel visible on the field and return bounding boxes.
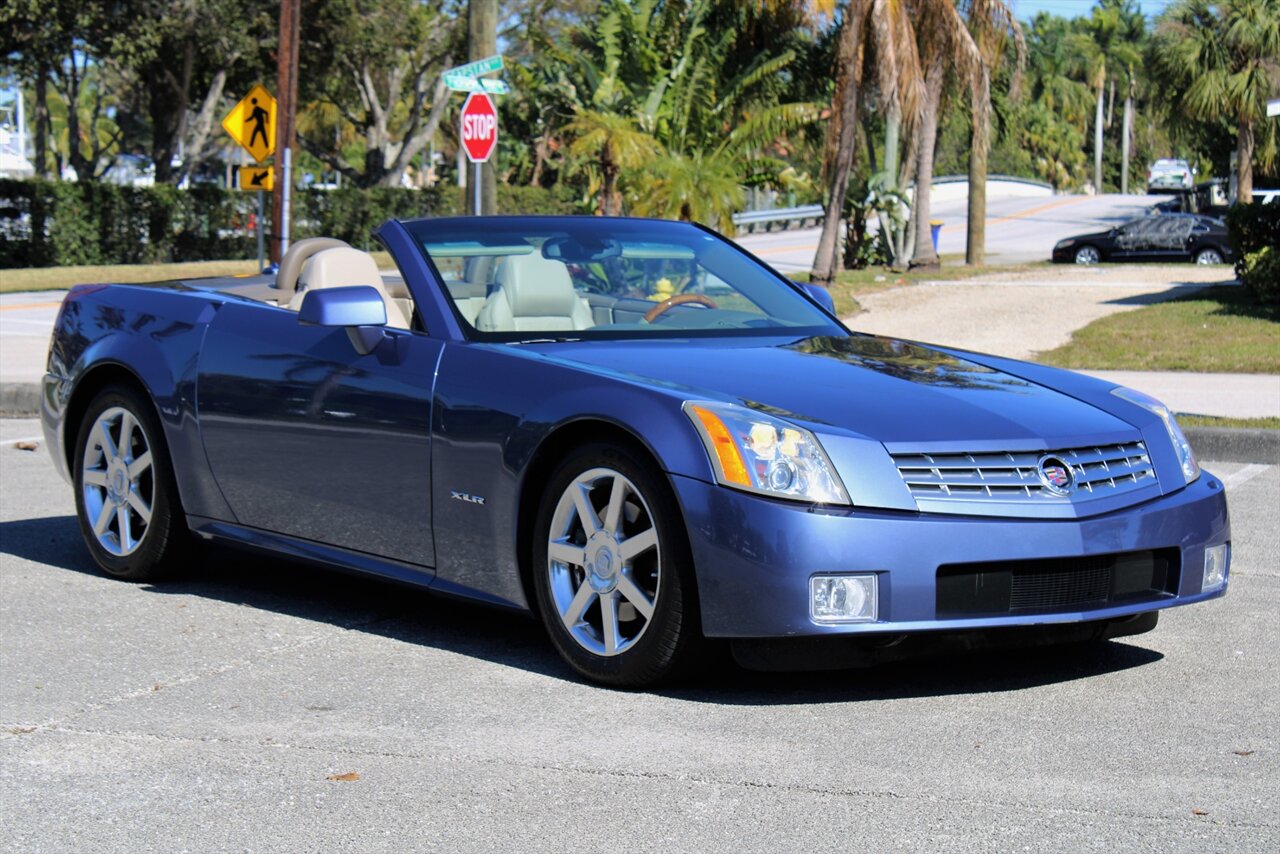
[1195,247,1223,265]
[532,442,700,687]
[1074,245,1101,265]
[73,384,190,581]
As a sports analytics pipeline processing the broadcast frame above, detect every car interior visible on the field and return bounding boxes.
[210,223,834,339]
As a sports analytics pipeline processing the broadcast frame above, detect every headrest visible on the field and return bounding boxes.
[298,247,382,292]
[496,253,578,317]
[276,237,349,302]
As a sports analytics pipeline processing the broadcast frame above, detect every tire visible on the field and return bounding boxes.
[532,442,700,687]
[1195,247,1223,265]
[1074,245,1101,265]
[73,383,190,581]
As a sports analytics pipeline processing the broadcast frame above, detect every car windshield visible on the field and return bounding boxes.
[403,216,842,341]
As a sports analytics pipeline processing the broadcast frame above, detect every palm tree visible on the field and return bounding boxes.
[564,109,663,215]
[811,0,922,283]
[965,0,1024,266]
[1026,12,1093,127]
[1153,0,1280,203]
[909,0,985,269]
[631,150,745,230]
[1069,1,1140,194]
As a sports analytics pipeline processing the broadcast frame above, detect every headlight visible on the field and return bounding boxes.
[1055,239,1074,249]
[683,401,850,504]
[1110,386,1199,484]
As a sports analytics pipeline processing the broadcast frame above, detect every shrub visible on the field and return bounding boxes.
[1239,246,1280,304]
[0,178,580,268]
[1225,201,1280,278]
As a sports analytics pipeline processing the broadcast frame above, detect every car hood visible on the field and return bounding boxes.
[1058,229,1112,244]
[530,334,1137,449]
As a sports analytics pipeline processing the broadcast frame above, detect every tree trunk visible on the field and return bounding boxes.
[468,0,498,215]
[1236,119,1254,204]
[63,55,88,181]
[33,72,50,178]
[911,60,945,269]
[151,43,195,185]
[1120,92,1132,195]
[966,76,990,266]
[1092,84,1104,193]
[601,141,619,216]
[810,2,866,285]
[883,104,907,267]
[179,68,230,184]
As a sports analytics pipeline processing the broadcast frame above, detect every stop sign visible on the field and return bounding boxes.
[460,93,498,163]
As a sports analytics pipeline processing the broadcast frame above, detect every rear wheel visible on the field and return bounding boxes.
[73,384,190,581]
[1074,245,1101,265]
[1195,247,1223,265]
[532,442,700,687]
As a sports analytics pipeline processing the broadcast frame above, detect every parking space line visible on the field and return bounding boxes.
[1220,464,1270,490]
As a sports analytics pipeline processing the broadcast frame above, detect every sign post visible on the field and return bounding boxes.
[223,85,279,270]
[442,56,508,215]
[459,93,498,216]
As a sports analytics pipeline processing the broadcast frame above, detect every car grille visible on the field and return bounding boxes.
[891,442,1155,503]
[936,549,1179,618]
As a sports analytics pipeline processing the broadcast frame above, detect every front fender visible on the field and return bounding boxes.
[43,286,232,521]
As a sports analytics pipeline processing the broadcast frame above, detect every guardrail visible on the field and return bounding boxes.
[731,204,825,232]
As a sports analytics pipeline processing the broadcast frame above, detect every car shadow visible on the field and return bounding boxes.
[1,515,1164,703]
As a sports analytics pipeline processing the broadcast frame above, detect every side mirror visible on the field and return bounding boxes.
[802,282,837,314]
[298,285,387,355]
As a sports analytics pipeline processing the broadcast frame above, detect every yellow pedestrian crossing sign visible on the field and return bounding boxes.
[237,166,274,192]
[222,84,277,163]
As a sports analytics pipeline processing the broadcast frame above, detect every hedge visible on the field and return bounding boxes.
[0,178,579,268]
[1225,201,1280,305]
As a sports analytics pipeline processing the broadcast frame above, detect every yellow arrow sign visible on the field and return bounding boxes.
[237,165,274,192]
[222,84,277,163]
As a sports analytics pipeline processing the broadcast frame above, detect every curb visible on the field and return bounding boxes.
[1184,427,1280,466]
[0,383,40,417]
[3,381,1277,464]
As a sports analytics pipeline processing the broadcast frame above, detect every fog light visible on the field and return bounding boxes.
[1203,544,1228,591]
[810,574,878,623]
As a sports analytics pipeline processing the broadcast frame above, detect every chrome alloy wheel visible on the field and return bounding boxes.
[80,406,155,557]
[1074,245,1101,265]
[546,467,661,657]
[1196,248,1223,265]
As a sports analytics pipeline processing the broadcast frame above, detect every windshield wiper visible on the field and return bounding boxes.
[510,336,582,345]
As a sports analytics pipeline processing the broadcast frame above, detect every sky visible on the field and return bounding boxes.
[1012,0,1176,21]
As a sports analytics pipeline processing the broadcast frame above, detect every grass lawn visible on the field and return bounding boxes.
[1178,415,1280,430]
[0,253,397,294]
[796,262,1049,316]
[1038,286,1280,374]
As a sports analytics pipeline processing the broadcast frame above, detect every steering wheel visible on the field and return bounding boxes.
[644,293,718,323]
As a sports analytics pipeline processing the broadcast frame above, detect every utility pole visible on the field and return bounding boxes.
[466,0,497,215]
[271,0,301,263]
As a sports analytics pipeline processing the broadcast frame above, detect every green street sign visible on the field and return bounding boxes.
[443,55,504,81]
[445,76,484,92]
[479,78,510,95]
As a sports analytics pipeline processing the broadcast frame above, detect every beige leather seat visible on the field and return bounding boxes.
[476,253,593,332]
[289,247,412,329]
[275,237,350,306]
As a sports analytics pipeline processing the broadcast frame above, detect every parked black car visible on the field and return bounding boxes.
[1052,213,1234,265]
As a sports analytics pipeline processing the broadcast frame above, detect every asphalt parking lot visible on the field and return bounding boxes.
[1,417,1277,852]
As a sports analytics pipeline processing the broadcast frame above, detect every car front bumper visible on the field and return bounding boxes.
[672,471,1230,638]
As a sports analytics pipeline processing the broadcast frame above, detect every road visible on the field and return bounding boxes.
[1,417,1277,851]
[736,193,1166,272]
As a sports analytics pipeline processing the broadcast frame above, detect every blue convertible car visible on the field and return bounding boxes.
[42,216,1230,686]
